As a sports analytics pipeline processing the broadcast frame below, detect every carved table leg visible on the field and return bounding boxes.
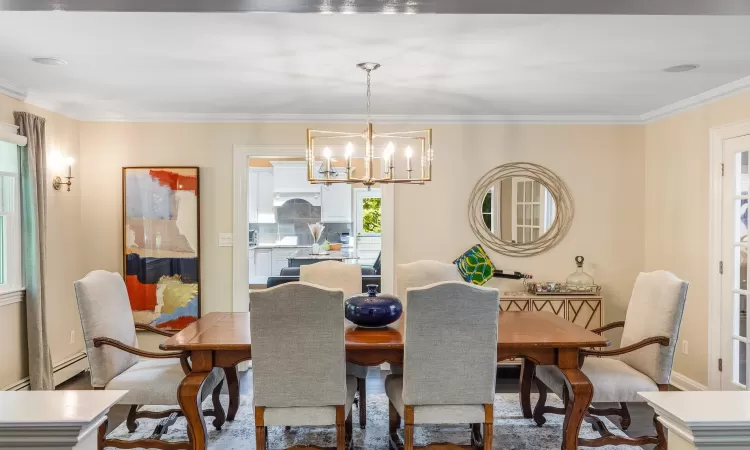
[178,350,212,450]
[559,367,593,450]
[223,366,240,421]
[520,358,536,419]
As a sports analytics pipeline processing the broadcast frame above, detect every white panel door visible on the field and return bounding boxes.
[721,134,750,390]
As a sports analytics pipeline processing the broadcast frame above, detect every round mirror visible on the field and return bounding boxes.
[469,163,573,257]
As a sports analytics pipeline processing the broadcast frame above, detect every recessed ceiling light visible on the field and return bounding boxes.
[31,57,67,66]
[664,64,699,73]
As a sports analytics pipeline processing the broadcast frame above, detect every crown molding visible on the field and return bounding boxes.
[69,111,644,124]
[0,78,27,101]
[641,74,750,122]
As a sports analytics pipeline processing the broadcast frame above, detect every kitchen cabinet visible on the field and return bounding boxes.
[271,161,319,194]
[248,168,274,223]
[321,172,352,223]
[272,247,297,276]
[254,248,273,277]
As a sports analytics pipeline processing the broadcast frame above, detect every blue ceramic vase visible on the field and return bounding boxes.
[345,284,403,328]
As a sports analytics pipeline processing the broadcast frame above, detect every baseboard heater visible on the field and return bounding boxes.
[2,351,88,391]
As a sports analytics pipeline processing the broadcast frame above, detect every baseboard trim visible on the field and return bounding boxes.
[2,352,88,391]
[670,371,708,391]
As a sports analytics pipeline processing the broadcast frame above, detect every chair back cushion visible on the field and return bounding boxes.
[73,270,139,387]
[395,260,463,333]
[619,271,689,384]
[300,261,363,298]
[402,281,499,406]
[250,282,347,408]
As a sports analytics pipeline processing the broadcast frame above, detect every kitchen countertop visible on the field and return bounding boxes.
[288,247,358,260]
[250,244,353,250]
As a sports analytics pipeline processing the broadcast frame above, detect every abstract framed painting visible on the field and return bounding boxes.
[122,167,200,330]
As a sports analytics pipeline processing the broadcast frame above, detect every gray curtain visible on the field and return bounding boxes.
[14,111,54,390]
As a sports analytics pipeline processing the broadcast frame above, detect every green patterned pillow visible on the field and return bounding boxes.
[453,244,495,286]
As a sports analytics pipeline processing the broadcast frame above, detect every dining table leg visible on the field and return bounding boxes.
[519,358,536,419]
[178,350,213,450]
[559,367,593,450]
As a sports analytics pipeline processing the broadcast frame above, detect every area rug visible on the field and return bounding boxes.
[106,393,633,449]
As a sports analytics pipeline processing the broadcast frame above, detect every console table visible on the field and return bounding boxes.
[500,292,603,331]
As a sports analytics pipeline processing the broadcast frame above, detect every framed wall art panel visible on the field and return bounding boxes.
[122,167,200,330]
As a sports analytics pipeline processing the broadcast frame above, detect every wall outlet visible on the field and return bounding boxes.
[69,330,76,345]
[682,340,689,355]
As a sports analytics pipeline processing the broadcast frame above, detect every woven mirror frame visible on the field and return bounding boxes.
[468,162,574,257]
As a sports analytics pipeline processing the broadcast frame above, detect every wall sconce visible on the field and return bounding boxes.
[50,151,74,191]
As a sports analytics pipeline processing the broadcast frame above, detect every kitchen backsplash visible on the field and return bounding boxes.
[250,199,352,245]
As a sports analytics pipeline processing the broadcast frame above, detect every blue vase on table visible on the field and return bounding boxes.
[345,285,402,328]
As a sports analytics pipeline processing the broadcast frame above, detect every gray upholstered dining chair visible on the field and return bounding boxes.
[390,260,464,376]
[385,281,499,450]
[73,270,227,448]
[532,270,688,449]
[394,260,463,334]
[300,261,370,428]
[250,282,357,450]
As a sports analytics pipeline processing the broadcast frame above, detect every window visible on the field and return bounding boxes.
[0,141,21,292]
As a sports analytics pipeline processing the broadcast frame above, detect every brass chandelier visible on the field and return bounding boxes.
[306,62,433,187]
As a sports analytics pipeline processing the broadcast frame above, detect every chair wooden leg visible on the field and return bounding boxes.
[470,424,482,449]
[533,376,549,426]
[483,404,493,450]
[519,358,536,419]
[357,377,367,429]
[211,378,226,430]
[588,402,631,430]
[126,405,139,432]
[404,405,414,450]
[336,405,346,450]
[654,413,667,450]
[388,401,402,450]
[223,366,240,421]
[97,418,108,450]
[345,409,353,449]
[255,406,266,450]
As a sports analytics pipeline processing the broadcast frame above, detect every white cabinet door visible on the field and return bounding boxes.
[254,249,273,277]
[271,248,297,275]
[256,170,275,223]
[248,248,256,277]
[321,176,352,223]
[248,170,259,223]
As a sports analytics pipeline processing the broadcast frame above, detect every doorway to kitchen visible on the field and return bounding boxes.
[232,145,395,314]
[354,188,382,269]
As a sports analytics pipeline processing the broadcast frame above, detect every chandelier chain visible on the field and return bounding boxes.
[366,69,371,122]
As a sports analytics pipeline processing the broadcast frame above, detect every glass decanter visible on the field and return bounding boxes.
[566,256,594,291]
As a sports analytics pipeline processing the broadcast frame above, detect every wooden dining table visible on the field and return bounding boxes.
[161,311,610,450]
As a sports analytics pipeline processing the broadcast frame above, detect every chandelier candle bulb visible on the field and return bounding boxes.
[345,142,353,175]
[405,146,413,177]
[323,147,332,179]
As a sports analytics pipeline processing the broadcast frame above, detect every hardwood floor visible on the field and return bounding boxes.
[59,365,659,449]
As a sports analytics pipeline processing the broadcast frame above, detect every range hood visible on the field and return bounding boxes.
[270,161,321,206]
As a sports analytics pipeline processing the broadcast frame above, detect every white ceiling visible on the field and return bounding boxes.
[1,12,750,121]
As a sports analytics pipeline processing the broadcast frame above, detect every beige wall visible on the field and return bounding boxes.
[645,90,750,386]
[6,87,744,389]
[0,93,84,388]
[79,122,645,347]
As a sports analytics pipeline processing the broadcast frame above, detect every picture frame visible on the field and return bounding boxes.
[122,166,201,330]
